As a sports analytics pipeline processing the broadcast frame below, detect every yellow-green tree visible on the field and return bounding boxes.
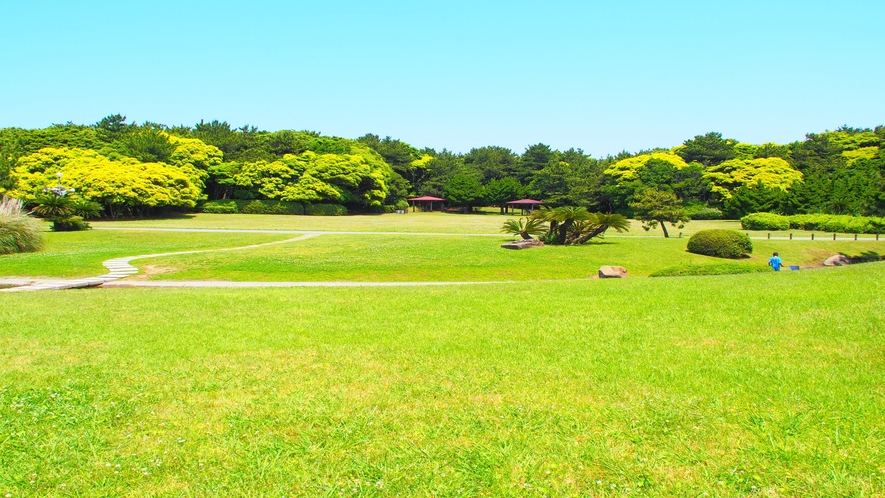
[604,152,689,181]
[10,147,200,216]
[703,157,803,197]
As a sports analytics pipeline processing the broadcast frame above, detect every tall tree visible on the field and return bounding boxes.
[677,132,737,166]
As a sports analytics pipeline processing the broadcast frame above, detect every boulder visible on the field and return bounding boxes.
[501,239,544,250]
[823,254,851,266]
[598,265,629,278]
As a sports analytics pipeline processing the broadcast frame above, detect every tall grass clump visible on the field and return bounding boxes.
[0,195,44,254]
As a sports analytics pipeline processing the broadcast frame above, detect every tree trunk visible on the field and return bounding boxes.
[556,219,573,245]
[660,220,669,238]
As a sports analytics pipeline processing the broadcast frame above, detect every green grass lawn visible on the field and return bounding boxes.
[131,234,884,281]
[0,230,292,279]
[1,263,883,496]
[93,212,753,236]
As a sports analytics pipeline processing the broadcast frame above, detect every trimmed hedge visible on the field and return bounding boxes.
[650,262,769,277]
[199,200,304,215]
[305,203,347,216]
[741,212,885,234]
[741,213,789,231]
[687,229,753,259]
[201,200,238,214]
[687,206,723,220]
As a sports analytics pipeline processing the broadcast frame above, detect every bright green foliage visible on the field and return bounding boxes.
[741,212,885,234]
[604,152,689,181]
[168,134,223,190]
[10,148,201,216]
[741,212,790,231]
[842,147,879,164]
[704,157,803,197]
[629,188,689,237]
[0,195,43,254]
[687,229,753,258]
[232,148,391,207]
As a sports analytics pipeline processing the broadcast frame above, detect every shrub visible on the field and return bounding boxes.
[688,207,723,220]
[741,212,885,234]
[200,199,305,215]
[395,200,410,211]
[650,262,769,277]
[239,200,304,215]
[687,229,753,259]
[201,200,239,214]
[0,196,45,254]
[305,203,347,216]
[51,215,91,232]
[382,205,397,213]
[741,213,789,231]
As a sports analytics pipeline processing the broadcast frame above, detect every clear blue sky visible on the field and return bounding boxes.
[1,0,883,156]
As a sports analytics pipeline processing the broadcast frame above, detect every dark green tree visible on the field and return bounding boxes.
[677,132,737,166]
[629,189,689,237]
[443,174,485,212]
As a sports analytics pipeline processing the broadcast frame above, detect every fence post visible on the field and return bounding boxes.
[811,233,814,240]
[789,233,793,240]
[855,234,858,241]
[767,233,771,239]
[833,233,836,240]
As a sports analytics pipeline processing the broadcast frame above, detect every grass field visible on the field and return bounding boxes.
[132,234,882,281]
[2,213,884,496]
[0,231,292,279]
[1,264,884,496]
[93,212,749,236]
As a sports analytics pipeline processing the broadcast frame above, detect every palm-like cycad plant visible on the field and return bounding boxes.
[501,217,547,240]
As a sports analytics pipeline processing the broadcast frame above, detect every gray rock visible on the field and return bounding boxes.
[598,265,629,278]
[823,254,851,266]
[501,239,544,250]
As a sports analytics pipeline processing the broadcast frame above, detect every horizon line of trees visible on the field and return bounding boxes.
[1,115,883,219]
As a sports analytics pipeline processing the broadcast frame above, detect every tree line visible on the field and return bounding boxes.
[1,115,882,218]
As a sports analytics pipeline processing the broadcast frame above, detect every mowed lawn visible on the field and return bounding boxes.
[0,231,295,279]
[1,263,884,496]
[133,234,883,281]
[93,212,749,236]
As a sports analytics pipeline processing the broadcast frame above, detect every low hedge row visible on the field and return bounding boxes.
[650,262,769,277]
[741,213,885,234]
[686,229,753,259]
[199,200,348,216]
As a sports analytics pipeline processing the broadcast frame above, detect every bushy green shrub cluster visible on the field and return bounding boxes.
[741,213,790,230]
[199,200,304,215]
[51,215,91,231]
[687,207,723,220]
[741,213,885,233]
[0,196,44,254]
[201,200,238,214]
[687,229,753,258]
[650,262,770,277]
[239,200,304,215]
[305,203,347,216]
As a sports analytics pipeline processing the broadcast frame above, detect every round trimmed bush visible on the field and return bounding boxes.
[687,229,753,259]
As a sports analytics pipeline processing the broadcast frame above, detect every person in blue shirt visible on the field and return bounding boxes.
[768,252,783,271]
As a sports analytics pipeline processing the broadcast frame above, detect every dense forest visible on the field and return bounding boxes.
[1,115,883,219]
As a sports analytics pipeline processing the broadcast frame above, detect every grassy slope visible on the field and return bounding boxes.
[1,264,884,496]
[133,234,884,281]
[0,231,293,279]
